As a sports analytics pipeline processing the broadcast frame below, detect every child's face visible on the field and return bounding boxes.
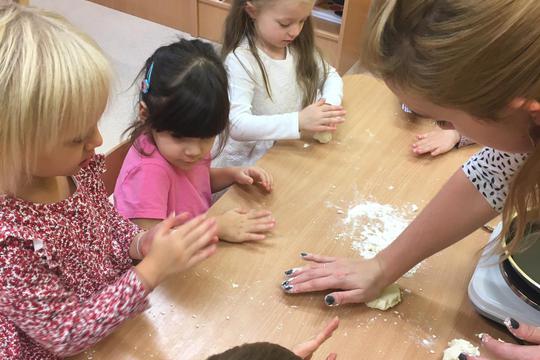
[247,0,313,54]
[32,122,103,178]
[152,130,215,170]
[389,83,537,153]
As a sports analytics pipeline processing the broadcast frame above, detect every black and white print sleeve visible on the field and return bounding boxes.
[462,147,529,212]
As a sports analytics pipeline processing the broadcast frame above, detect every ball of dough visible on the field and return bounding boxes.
[442,339,480,360]
[366,283,401,310]
[313,131,332,144]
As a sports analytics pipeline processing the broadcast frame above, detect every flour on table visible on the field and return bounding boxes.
[342,200,421,276]
[442,339,480,360]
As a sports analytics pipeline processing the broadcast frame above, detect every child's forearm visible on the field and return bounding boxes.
[377,169,498,285]
[210,168,237,193]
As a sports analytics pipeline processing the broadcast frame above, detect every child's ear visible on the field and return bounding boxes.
[510,97,540,124]
[138,101,149,121]
[244,1,257,20]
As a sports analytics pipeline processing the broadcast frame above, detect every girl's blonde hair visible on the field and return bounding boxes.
[361,0,540,256]
[222,0,327,108]
[0,2,111,194]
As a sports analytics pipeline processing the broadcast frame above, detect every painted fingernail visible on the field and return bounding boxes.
[283,284,293,292]
[284,268,299,276]
[324,294,337,306]
[505,317,520,329]
[281,280,289,287]
[458,353,467,360]
[300,252,308,257]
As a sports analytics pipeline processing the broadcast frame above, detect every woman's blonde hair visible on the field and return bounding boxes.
[0,1,111,194]
[361,0,540,255]
[222,0,327,108]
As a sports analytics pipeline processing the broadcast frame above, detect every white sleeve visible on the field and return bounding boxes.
[225,52,301,141]
[319,58,343,106]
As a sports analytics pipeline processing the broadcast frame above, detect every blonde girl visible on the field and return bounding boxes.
[281,1,540,359]
[0,3,217,358]
[213,0,346,168]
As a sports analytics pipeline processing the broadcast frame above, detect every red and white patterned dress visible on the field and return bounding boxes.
[0,155,148,359]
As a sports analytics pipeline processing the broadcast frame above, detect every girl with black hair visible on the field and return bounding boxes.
[115,39,276,243]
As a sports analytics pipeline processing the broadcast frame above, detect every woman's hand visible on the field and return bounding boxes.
[292,317,339,360]
[281,253,386,306]
[467,318,540,360]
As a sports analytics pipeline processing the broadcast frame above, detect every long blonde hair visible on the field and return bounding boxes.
[362,0,540,255]
[0,2,111,194]
[222,0,327,108]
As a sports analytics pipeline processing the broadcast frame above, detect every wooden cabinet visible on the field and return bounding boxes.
[89,0,370,74]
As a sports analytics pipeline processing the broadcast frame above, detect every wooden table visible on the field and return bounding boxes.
[73,75,513,360]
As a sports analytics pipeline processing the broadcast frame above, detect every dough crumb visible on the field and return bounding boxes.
[314,131,332,144]
[366,283,401,310]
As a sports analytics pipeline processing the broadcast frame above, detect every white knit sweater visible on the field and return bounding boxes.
[212,40,343,168]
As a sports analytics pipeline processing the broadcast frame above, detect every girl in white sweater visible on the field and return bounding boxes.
[213,0,345,168]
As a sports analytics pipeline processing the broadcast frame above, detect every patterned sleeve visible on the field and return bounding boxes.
[84,154,143,259]
[0,238,148,357]
[462,147,529,212]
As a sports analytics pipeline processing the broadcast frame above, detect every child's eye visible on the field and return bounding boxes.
[71,137,84,144]
[278,22,290,28]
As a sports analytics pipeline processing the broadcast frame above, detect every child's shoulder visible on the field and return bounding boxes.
[224,40,259,69]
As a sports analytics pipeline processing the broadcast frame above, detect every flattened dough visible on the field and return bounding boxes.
[442,339,480,360]
[366,283,401,310]
[313,131,332,144]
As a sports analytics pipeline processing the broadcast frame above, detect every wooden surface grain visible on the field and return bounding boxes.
[72,74,512,360]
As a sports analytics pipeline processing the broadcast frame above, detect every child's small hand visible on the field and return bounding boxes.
[135,214,218,290]
[234,167,273,192]
[217,208,275,243]
[136,213,191,258]
[299,98,346,133]
[412,129,461,156]
[292,317,339,359]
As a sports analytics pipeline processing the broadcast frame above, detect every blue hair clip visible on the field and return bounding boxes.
[141,62,154,94]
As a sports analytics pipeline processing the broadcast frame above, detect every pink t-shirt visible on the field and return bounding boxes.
[114,134,212,220]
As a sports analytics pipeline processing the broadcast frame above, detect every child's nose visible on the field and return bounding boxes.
[185,145,201,157]
[86,126,103,150]
[288,24,302,38]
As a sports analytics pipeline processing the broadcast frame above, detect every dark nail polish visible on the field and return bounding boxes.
[510,318,520,329]
[281,280,289,287]
[283,285,293,292]
[325,295,336,306]
[284,269,294,276]
[458,353,467,360]
[300,252,308,257]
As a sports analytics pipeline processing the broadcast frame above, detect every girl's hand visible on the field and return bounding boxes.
[217,208,275,243]
[412,129,461,156]
[135,214,218,290]
[281,253,386,306]
[233,166,273,192]
[467,319,540,360]
[292,317,339,360]
[134,213,191,258]
[299,98,346,133]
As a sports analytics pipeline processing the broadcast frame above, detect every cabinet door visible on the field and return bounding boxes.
[88,0,198,35]
[198,0,230,43]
